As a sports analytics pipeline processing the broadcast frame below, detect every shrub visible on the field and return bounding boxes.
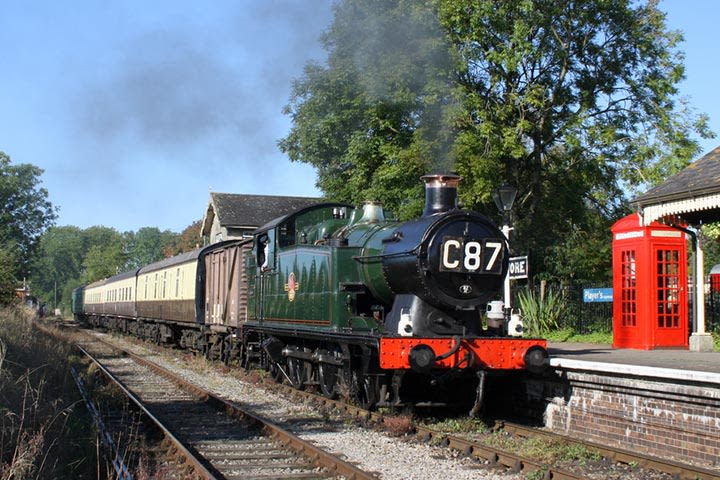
[517,287,567,337]
[383,415,414,437]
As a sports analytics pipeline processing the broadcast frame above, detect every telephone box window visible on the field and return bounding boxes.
[621,249,637,327]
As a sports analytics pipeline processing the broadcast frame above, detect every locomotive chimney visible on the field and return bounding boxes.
[421,173,462,216]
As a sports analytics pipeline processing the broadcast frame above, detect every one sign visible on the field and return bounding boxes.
[508,256,529,280]
[583,288,613,303]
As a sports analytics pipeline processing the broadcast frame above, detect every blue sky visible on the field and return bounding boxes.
[1,1,717,233]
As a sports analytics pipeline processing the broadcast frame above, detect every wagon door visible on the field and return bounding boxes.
[204,242,251,327]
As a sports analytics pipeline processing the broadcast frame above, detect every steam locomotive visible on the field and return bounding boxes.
[72,174,547,412]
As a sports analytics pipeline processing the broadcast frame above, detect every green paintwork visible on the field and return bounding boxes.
[71,287,84,314]
[246,203,401,333]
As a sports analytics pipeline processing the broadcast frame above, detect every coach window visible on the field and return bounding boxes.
[162,271,167,298]
[154,273,158,299]
[175,268,180,297]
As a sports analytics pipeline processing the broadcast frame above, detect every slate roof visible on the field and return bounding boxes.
[202,193,322,235]
[632,146,720,225]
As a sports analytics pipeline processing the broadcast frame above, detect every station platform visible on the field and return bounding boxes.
[547,342,720,384]
[542,343,720,467]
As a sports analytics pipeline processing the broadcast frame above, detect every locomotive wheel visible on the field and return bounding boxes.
[220,337,232,365]
[287,357,306,390]
[318,362,339,399]
[268,360,284,383]
[346,368,378,410]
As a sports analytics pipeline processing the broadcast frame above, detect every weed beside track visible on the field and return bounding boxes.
[0,307,101,479]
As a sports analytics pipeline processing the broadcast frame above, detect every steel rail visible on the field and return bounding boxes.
[77,329,719,480]
[76,343,219,479]
[79,338,376,480]
[244,375,720,480]
[255,378,581,478]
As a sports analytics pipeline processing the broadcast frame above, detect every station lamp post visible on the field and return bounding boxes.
[493,184,517,310]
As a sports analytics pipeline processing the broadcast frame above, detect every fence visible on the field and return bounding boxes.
[705,292,720,332]
[513,284,612,334]
[515,284,719,335]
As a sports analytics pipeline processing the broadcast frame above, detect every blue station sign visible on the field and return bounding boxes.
[583,288,613,303]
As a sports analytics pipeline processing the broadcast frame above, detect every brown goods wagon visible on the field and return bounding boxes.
[203,240,252,328]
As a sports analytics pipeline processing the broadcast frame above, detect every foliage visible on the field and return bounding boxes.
[542,211,618,285]
[382,415,415,437]
[423,417,489,434]
[517,286,566,336]
[483,428,601,466]
[124,227,179,269]
[0,243,20,304]
[0,152,56,303]
[29,226,84,310]
[280,0,459,219]
[281,0,712,284]
[81,243,127,284]
[699,222,720,276]
[164,219,203,256]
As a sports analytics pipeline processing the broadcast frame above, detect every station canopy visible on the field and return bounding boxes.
[632,146,720,226]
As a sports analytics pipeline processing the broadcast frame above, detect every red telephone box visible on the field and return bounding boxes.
[710,264,720,293]
[611,213,688,349]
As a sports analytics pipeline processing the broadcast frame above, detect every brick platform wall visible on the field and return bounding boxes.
[526,370,720,469]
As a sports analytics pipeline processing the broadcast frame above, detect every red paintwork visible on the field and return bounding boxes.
[379,337,548,370]
[611,213,688,350]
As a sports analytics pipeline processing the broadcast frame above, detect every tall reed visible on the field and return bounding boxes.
[0,307,101,479]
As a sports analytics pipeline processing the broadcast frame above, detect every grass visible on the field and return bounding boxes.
[482,429,602,465]
[0,306,104,479]
[547,327,720,352]
[545,328,613,344]
[423,417,490,434]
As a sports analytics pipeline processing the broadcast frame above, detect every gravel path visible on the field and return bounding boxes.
[96,332,522,480]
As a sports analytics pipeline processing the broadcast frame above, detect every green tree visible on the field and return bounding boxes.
[281,0,712,284]
[0,152,56,297]
[81,243,126,284]
[78,226,127,284]
[280,0,459,219]
[30,226,84,310]
[0,243,20,303]
[125,227,176,268]
[165,220,202,255]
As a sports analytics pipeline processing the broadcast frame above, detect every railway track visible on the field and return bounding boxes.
[75,337,375,480]
[232,364,720,480]
[70,327,719,480]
